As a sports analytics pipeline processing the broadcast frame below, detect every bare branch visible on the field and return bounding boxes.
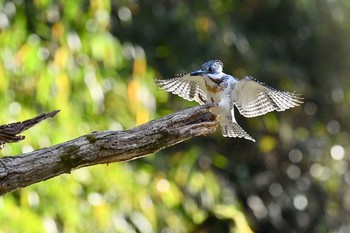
[0,106,217,196]
[0,110,60,149]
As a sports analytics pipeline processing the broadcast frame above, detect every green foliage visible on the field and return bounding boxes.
[1,0,350,232]
[0,0,251,232]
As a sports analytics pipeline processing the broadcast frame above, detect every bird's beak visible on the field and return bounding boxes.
[190,69,205,76]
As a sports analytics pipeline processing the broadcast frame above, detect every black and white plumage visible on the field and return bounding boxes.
[155,60,303,142]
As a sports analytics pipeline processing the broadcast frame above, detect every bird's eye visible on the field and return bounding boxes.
[208,67,213,73]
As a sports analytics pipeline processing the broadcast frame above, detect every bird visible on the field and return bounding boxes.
[155,60,303,142]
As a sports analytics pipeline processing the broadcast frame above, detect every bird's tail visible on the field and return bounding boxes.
[221,123,255,142]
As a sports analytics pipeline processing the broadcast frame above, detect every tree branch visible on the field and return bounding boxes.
[0,110,60,149]
[0,105,217,196]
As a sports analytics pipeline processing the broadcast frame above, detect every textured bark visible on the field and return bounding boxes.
[0,106,217,196]
[0,110,60,148]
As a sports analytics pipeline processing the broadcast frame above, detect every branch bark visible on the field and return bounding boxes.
[0,110,60,148]
[0,106,217,196]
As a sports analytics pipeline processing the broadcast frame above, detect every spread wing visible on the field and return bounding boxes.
[155,73,207,105]
[232,76,303,118]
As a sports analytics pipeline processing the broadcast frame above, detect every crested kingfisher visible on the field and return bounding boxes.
[155,60,303,142]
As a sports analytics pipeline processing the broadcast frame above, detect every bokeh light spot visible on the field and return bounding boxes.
[0,12,9,29]
[327,120,341,135]
[247,195,267,219]
[156,179,170,193]
[293,194,308,210]
[96,9,110,26]
[22,145,34,153]
[287,164,301,180]
[330,145,345,160]
[269,183,283,197]
[88,192,103,206]
[67,32,82,51]
[43,218,58,233]
[118,7,132,22]
[310,163,331,181]
[27,191,40,207]
[331,87,344,103]
[297,26,311,40]
[9,102,21,115]
[304,102,317,116]
[46,6,60,23]
[4,2,16,16]
[259,136,276,153]
[289,149,303,163]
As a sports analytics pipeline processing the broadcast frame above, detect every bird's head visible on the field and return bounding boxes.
[190,60,224,80]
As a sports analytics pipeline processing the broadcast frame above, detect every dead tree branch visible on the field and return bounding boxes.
[0,106,217,196]
[0,110,60,149]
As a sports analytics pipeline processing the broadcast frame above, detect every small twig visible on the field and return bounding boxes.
[0,110,60,149]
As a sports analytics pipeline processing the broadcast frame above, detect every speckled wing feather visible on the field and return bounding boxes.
[233,76,303,118]
[155,73,207,105]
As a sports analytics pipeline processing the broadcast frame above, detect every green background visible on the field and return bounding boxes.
[1,0,350,232]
